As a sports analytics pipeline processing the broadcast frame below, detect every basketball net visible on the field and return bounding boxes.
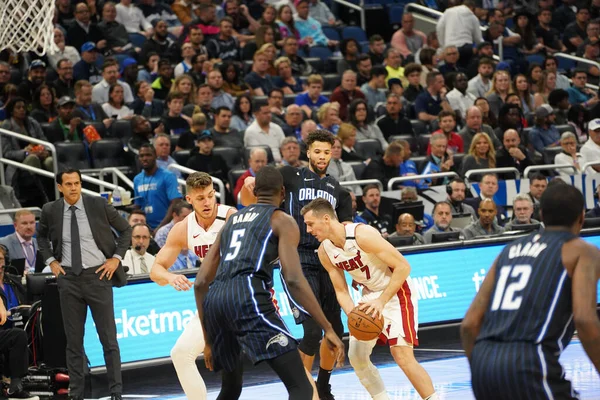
[0,0,58,55]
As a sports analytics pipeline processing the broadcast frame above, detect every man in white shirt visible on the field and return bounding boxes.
[116,0,153,37]
[581,118,600,175]
[91,59,134,104]
[123,224,156,275]
[447,72,476,121]
[436,0,482,69]
[244,103,286,162]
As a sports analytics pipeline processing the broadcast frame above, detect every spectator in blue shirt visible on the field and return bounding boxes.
[244,49,276,96]
[293,0,338,47]
[528,104,561,153]
[567,69,599,107]
[414,71,453,123]
[134,144,183,229]
[294,74,329,118]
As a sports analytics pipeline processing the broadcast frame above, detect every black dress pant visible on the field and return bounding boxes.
[57,267,122,397]
[0,328,28,378]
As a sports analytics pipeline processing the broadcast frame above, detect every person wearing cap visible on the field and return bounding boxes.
[554,131,584,176]
[528,104,560,153]
[119,58,139,89]
[294,0,337,47]
[66,2,107,56]
[92,59,134,104]
[45,96,85,144]
[73,42,103,85]
[186,130,229,183]
[16,60,46,105]
[581,118,600,174]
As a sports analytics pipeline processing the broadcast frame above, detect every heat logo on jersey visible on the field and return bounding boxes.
[298,188,337,208]
[194,244,211,259]
[334,250,367,272]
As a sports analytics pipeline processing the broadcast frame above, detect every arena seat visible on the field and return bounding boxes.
[410,120,428,135]
[243,146,275,167]
[354,139,382,159]
[128,33,147,48]
[172,150,191,166]
[389,4,404,25]
[322,26,341,42]
[170,136,178,152]
[213,147,243,170]
[55,142,90,170]
[410,156,428,172]
[111,120,132,145]
[341,26,367,42]
[453,153,465,171]
[310,46,333,61]
[252,96,268,110]
[283,94,296,107]
[389,134,418,155]
[556,124,574,134]
[83,121,107,138]
[39,122,51,139]
[323,74,341,91]
[417,134,432,155]
[325,57,342,73]
[90,139,127,169]
[228,168,247,191]
[543,146,563,165]
[348,161,366,180]
[305,57,325,73]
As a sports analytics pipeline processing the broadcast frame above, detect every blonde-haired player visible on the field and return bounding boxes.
[301,198,438,400]
[150,172,235,400]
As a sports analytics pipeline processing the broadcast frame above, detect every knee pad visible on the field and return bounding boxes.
[298,319,323,356]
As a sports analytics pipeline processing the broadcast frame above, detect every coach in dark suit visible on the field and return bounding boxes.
[37,168,131,400]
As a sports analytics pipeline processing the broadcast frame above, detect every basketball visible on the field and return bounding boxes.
[347,307,384,341]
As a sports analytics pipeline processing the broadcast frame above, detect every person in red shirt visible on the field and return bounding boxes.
[427,110,464,155]
[329,70,365,122]
[233,147,268,203]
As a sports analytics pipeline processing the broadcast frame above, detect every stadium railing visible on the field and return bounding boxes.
[98,167,134,193]
[167,164,226,202]
[0,207,41,218]
[387,171,459,191]
[523,164,579,177]
[554,52,600,91]
[333,0,366,30]
[464,167,520,183]
[339,179,383,191]
[582,161,600,173]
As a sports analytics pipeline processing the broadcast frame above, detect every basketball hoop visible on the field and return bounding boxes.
[0,0,57,55]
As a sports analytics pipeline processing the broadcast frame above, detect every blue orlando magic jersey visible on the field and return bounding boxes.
[213,204,280,284]
[476,231,578,353]
[280,166,352,251]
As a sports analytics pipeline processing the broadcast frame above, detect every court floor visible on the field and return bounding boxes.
[144,341,598,400]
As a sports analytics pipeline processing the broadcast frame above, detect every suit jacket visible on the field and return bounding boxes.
[37,194,132,287]
[0,186,20,210]
[0,233,44,273]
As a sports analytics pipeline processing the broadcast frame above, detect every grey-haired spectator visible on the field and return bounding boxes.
[555,132,584,176]
[504,194,539,231]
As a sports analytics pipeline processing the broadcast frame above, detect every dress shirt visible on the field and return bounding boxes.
[436,5,482,48]
[115,3,152,33]
[554,152,583,176]
[16,232,36,274]
[48,197,110,268]
[92,79,134,104]
[123,249,155,275]
[244,120,285,162]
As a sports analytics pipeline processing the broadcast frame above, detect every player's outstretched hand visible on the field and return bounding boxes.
[204,344,213,371]
[358,298,385,320]
[168,273,193,291]
[243,176,256,193]
[323,329,345,368]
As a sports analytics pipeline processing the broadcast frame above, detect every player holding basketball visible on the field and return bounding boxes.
[195,166,345,399]
[461,183,600,399]
[301,198,439,400]
[150,172,235,400]
[241,130,352,399]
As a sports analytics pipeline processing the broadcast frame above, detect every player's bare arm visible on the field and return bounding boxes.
[150,219,193,290]
[273,210,345,367]
[241,176,257,206]
[461,259,498,360]
[355,224,411,319]
[318,245,355,315]
[193,231,223,372]
[569,241,600,374]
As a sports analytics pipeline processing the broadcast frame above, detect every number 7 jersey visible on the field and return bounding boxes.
[476,231,578,353]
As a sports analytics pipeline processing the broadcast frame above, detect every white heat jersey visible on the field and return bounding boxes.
[322,223,392,292]
[187,204,234,261]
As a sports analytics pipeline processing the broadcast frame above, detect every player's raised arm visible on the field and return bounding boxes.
[273,210,345,367]
[150,220,193,290]
[571,242,600,374]
[317,245,354,315]
[461,259,498,360]
[355,224,411,319]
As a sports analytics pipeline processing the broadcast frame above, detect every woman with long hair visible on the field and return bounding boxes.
[259,43,278,76]
[534,70,557,108]
[169,74,196,105]
[317,102,341,135]
[277,4,310,47]
[259,5,282,45]
[513,74,535,115]
[30,84,58,123]
[527,64,543,90]
[348,98,388,151]
[273,56,304,94]
[486,70,513,117]
[513,10,544,55]
[102,83,133,120]
[230,94,254,131]
[460,132,496,178]
[220,62,250,97]
[475,97,498,128]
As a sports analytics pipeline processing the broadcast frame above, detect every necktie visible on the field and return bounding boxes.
[24,242,35,271]
[70,206,82,275]
[139,256,148,274]
[336,160,344,177]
